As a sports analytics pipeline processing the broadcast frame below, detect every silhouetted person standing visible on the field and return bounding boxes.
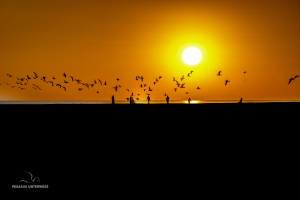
[130,96,132,104]
[147,96,150,104]
[188,98,191,104]
[239,98,243,103]
[166,95,169,104]
[112,95,115,104]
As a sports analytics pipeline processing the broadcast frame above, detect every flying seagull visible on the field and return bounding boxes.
[225,80,230,86]
[112,85,118,91]
[196,87,201,89]
[217,71,222,76]
[288,78,294,85]
[63,73,67,78]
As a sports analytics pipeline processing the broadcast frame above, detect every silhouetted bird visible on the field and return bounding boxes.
[75,79,82,84]
[159,76,162,79]
[217,71,222,76]
[164,93,167,96]
[97,91,99,93]
[186,92,188,94]
[49,81,54,87]
[244,71,246,74]
[27,75,31,80]
[187,73,191,77]
[7,74,12,77]
[20,88,25,90]
[174,88,177,92]
[140,84,143,88]
[180,83,185,88]
[64,80,69,84]
[104,81,107,85]
[146,93,150,95]
[33,84,41,90]
[69,76,74,81]
[153,82,156,85]
[137,94,140,96]
[156,78,158,82]
[190,71,194,74]
[140,76,144,82]
[136,76,139,80]
[118,85,121,87]
[90,84,94,88]
[196,87,201,89]
[173,77,176,81]
[136,98,139,101]
[180,75,185,81]
[144,89,146,91]
[294,75,299,79]
[149,87,153,91]
[125,98,130,101]
[131,92,134,96]
[116,78,119,82]
[62,86,66,91]
[56,84,62,88]
[112,85,118,91]
[42,77,46,81]
[126,89,129,92]
[53,76,56,79]
[11,86,15,88]
[288,78,294,85]
[63,73,67,78]
[144,84,146,87]
[225,80,230,86]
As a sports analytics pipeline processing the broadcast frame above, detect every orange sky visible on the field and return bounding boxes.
[1,0,300,101]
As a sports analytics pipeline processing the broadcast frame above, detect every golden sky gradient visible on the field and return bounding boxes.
[1,0,300,101]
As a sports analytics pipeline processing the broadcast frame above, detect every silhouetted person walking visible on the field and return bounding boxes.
[112,95,115,104]
[147,96,150,104]
[188,98,191,104]
[166,95,169,104]
[239,98,243,103]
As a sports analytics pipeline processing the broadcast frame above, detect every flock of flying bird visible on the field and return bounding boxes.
[1,70,299,101]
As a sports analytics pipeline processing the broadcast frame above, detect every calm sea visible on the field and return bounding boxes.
[1,100,300,104]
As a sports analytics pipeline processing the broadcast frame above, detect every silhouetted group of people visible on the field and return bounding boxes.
[112,95,243,104]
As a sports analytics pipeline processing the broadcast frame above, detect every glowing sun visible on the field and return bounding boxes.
[181,46,202,66]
